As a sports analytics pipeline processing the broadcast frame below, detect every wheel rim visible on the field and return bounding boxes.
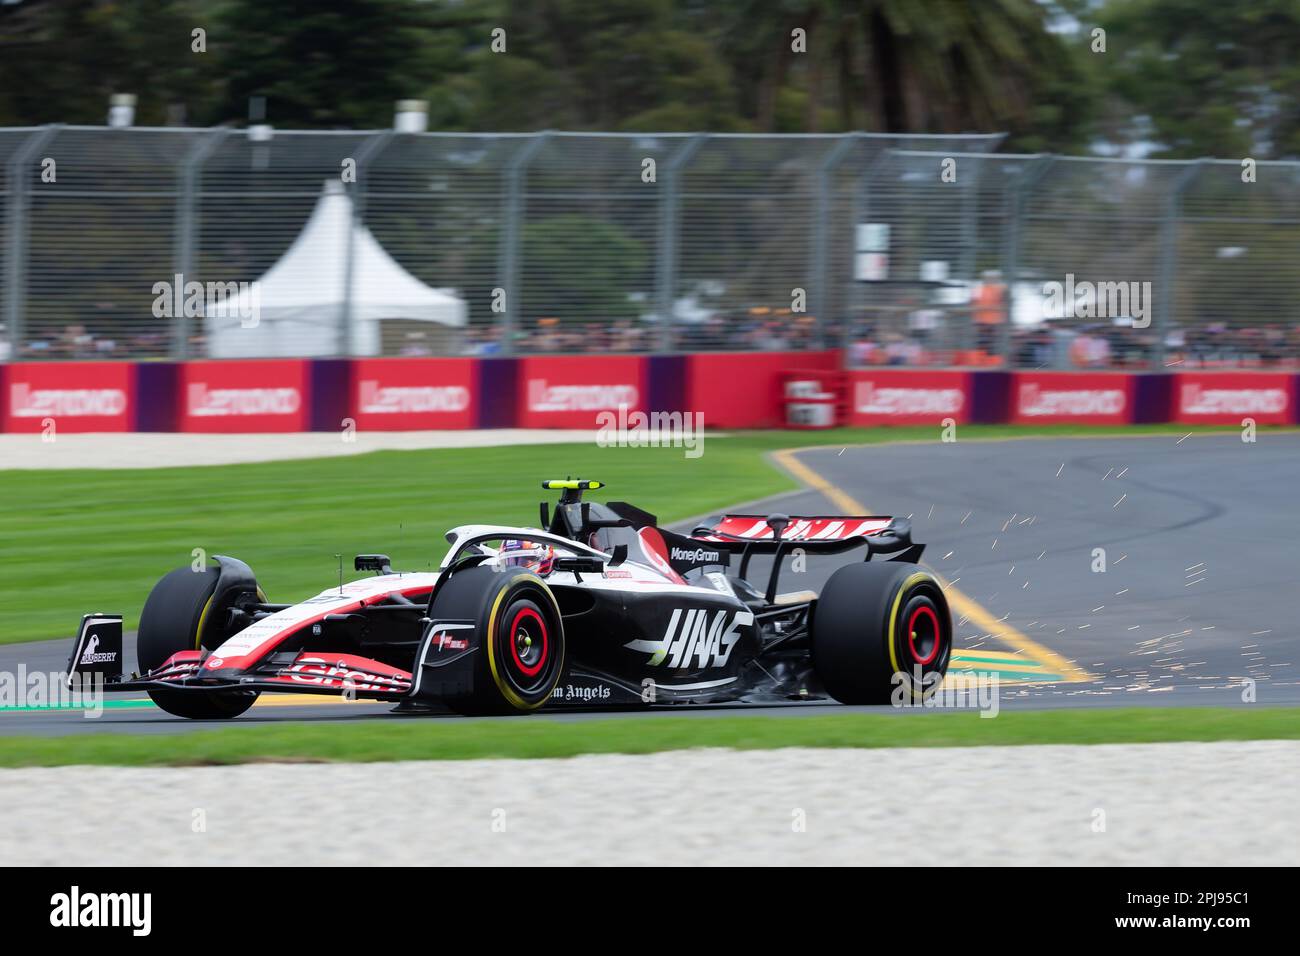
[907,604,941,666]
[508,606,548,678]
[892,585,950,698]
[495,592,558,698]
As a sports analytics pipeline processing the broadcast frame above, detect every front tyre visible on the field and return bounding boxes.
[428,566,565,715]
[137,565,259,719]
[812,562,951,705]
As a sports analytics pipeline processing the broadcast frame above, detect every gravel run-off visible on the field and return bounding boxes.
[2,741,1294,865]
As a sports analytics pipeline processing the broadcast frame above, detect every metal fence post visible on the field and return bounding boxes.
[811,133,859,349]
[845,146,894,356]
[654,133,707,353]
[958,153,983,286]
[498,131,549,356]
[172,126,230,360]
[1000,154,1053,366]
[4,125,59,360]
[1155,160,1204,372]
[341,130,395,356]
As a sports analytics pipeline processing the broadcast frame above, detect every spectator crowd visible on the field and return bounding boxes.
[7,311,1300,370]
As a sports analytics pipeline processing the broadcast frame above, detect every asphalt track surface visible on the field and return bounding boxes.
[3,432,1298,735]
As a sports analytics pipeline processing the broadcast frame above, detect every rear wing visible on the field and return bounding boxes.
[695,514,894,545]
[692,513,921,558]
[689,513,925,603]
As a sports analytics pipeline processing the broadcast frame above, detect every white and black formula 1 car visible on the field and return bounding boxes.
[67,479,953,718]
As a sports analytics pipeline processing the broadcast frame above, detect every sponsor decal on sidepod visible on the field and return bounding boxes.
[552,683,613,702]
[625,607,752,669]
[670,546,723,564]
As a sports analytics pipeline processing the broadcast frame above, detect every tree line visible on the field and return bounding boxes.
[0,0,1296,158]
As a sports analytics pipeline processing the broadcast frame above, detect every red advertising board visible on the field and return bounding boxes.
[517,355,646,429]
[179,360,310,433]
[1174,372,1295,425]
[1011,371,1134,425]
[845,369,971,425]
[350,358,476,431]
[687,351,840,428]
[1,361,135,433]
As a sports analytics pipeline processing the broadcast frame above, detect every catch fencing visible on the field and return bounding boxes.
[2,127,1296,369]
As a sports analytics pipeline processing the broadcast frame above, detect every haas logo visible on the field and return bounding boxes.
[625,608,752,669]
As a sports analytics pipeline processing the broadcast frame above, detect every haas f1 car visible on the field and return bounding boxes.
[67,480,952,718]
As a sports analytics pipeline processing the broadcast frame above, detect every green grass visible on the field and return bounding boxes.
[0,437,800,642]
[0,707,1295,767]
[0,423,1274,642]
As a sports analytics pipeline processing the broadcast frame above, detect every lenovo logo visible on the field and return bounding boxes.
[1181,385,1288,416]
[9,383,127,417]
[1019,384,1126,417]
[527,379,639,412]
[855,382,964,416]
[358,380,470,414]
[187,383,301,416]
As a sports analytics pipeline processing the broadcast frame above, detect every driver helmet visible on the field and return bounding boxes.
[499,538,555,576]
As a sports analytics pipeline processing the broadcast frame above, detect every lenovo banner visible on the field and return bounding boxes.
[517,355,646,429]
[1012,372,1134,424]
[1174,372,1295,425]
[179,360,310,432]
[1,361,134,433]
[351,358,477,431]
[846,369,971,425]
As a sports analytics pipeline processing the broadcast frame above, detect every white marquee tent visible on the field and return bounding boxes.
[205,180,466,357]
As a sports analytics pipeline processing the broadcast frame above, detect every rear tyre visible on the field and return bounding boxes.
[811,562,951,705]
[137,566,259,719]
[428,566,565,715]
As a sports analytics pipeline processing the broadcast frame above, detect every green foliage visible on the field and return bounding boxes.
[422,0,742,132]
[1097,0,1300,159]
[209,0,441,127]
[520,215,648,322]
[0,0,213,126]
[1,0,1090,145]
[2,1,1295,158]
[713,0,1097,151]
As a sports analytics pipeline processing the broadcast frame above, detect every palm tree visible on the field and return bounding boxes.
[720,0,1084,136]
